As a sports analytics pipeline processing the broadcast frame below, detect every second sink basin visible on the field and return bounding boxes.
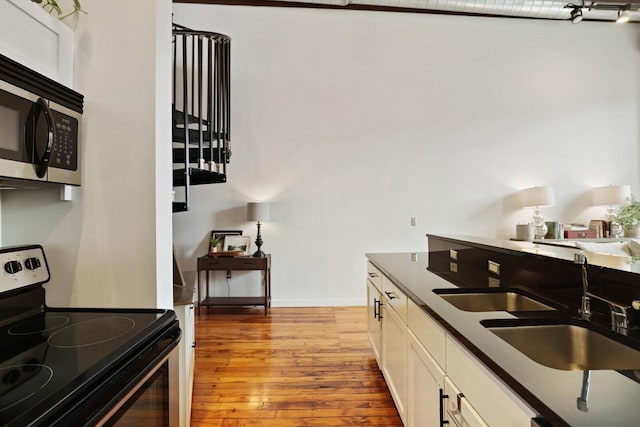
[433,288,558,312]
[481,318,640,371]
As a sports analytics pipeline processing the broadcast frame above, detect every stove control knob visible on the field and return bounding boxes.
[4,260,22,274]
[24,257,41,270]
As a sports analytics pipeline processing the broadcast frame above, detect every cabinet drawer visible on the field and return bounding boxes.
[367,261,382,290]
[382,276,407,323]
[199,256,268,270]
[408,299,446,370]
[443,376,488,427]
[446,336,536,427]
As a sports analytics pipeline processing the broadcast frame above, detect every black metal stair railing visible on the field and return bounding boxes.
[172,24,231,213]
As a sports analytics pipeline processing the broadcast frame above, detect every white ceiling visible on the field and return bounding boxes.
[267,0,640,22]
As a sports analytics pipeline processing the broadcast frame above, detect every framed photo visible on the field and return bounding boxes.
[223,235,251,255]
[209,230,242,253]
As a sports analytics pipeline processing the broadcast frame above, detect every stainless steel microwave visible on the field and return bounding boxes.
[0,53,83,186]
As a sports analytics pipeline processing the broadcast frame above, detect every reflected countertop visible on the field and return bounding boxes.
[366,250,640,427]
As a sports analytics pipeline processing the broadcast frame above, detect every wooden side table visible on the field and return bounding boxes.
[196,254,271,315]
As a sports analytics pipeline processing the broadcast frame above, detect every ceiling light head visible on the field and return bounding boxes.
[570,6,583,23]
[617,5,631,23]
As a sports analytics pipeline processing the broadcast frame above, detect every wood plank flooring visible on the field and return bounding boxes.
[191,306,402,426]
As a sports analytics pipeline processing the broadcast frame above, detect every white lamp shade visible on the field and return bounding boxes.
[592,185,631,206]
[247,202,270,222]
[520,186,555,208]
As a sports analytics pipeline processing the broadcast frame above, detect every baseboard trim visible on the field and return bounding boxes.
[272,298,366,307]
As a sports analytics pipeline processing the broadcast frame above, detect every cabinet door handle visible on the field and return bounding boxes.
[374,299,384,321]
[368,272,378,278]
[439,388,449,426]
[384,291,397,300]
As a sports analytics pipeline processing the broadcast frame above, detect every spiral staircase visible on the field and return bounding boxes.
[172,24,231,213]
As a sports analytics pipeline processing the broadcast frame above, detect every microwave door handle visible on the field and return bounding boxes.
[34,98,55,178]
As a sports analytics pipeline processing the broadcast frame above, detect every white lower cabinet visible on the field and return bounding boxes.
[175,303,196,427]
[407,331,445,427]
[446,336,535,427]
[367,260,538,427]
[381,302,408,424]
[367,278,382,366]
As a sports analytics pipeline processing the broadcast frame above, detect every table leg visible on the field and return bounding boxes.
[267,267,271,308]
[263,268,267,316]
[197,269,201,316]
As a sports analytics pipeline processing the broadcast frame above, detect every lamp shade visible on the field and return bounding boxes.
[247,202,270,222]
[592,185,630,206]
[520,186,555,208]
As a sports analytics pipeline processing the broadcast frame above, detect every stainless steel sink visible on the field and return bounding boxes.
[433,288,557,312]
[482,319,640,370]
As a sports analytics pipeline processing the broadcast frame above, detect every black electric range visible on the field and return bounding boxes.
[0,245,181,426]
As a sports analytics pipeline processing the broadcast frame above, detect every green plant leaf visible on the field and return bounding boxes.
[617,195,640,227]
[31,0,85,19]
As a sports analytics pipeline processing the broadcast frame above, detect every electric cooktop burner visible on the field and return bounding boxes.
[0,364,53,412]
[8,315,69,336]
[47,316,136,348]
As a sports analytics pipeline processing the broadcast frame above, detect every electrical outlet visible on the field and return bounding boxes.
[410,217,417,227]
[226,270,232,279]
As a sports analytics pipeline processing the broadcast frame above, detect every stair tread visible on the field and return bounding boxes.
[173,168,227,186]
[173,107,210,127]
[172,129,229,145]
[172,202,188,213]
[172,147,231,164]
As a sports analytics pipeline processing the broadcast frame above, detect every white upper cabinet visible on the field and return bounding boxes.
[0,0,73,87]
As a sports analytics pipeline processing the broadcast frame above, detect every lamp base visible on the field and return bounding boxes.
[253,250,266,257]
[533,208,548,239]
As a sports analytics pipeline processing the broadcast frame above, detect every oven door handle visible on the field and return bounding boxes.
[26,97,56,178]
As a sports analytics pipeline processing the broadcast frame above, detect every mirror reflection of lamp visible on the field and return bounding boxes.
[520,186,556,239]
[592,184,631,238]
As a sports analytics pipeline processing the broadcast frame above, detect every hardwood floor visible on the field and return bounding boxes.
[191,306,402,426]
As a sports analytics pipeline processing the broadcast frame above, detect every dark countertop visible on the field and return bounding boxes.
[173,284,195,306]
[366,250,640,427]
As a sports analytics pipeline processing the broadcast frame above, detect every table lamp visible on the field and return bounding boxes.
[520,186,555,239]
[592,184,630,238]
[247,202,270,257]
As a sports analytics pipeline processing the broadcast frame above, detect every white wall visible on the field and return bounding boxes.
[1,0,174,309]
[172,4,640,307]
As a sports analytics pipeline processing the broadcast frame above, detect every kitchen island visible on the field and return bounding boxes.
[367,234,640,426]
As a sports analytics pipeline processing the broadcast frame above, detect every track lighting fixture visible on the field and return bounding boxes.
[617,5,631,23]
[569,6,583,23]
[565,1,636,24]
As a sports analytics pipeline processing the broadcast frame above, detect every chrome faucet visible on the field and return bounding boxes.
[574,252,638,335]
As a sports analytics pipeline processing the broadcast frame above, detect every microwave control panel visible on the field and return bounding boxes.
[50,110,78,171]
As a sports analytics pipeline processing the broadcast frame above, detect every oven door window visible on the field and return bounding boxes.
[0,89,32,162]
[104,364,170,427]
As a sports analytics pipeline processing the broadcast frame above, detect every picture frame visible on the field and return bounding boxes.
[223,235,251,256]
[209,230,242,253]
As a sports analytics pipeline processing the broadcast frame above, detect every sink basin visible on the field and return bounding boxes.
[481,318,640,371]
[433,288,557,312]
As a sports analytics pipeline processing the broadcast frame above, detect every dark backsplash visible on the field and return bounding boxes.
[427,235,640,329]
